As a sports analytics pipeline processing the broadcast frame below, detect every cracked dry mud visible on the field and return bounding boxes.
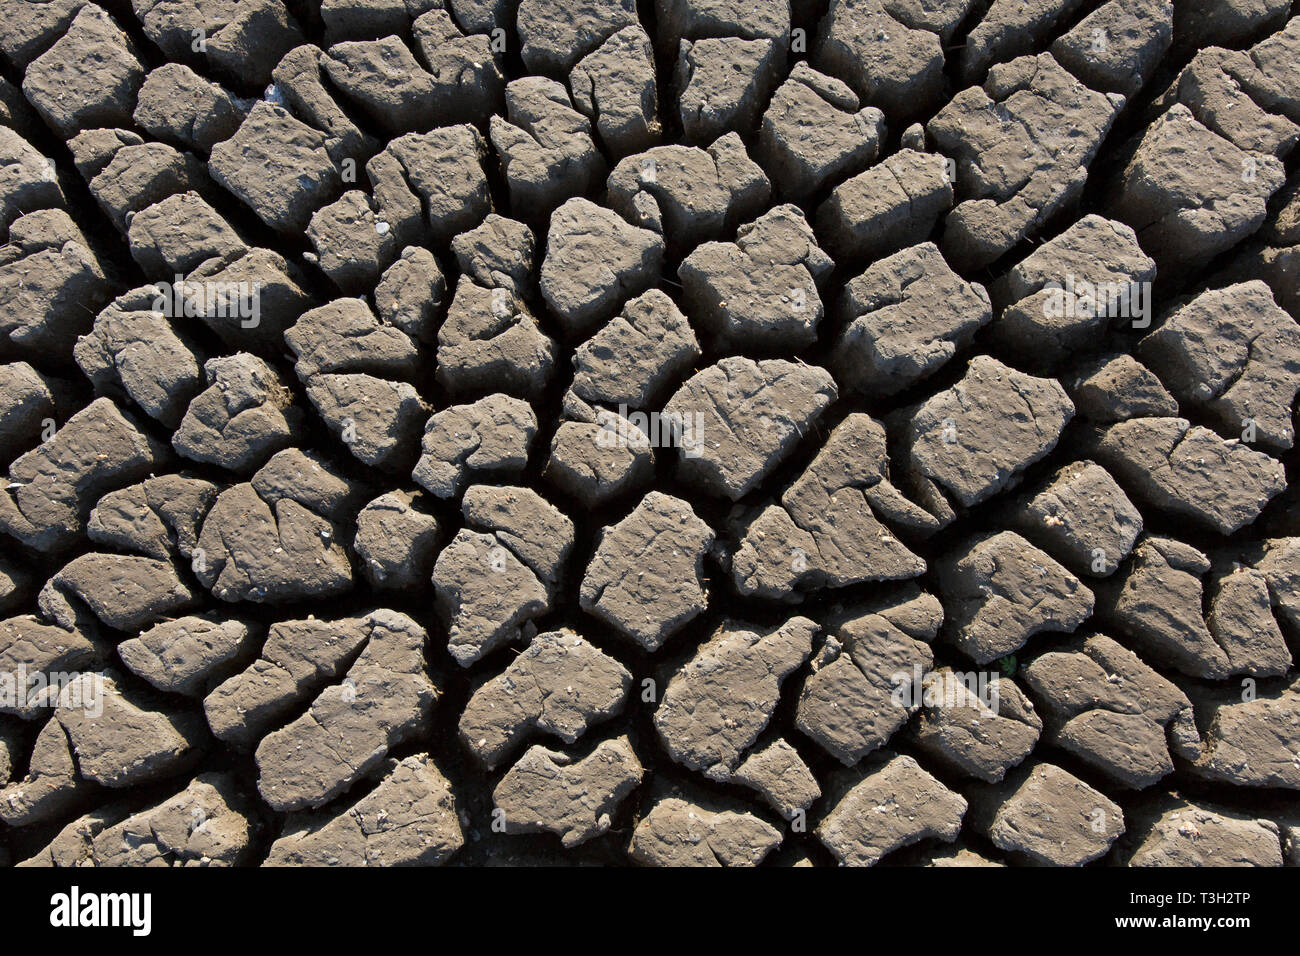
[0,0,1297,870]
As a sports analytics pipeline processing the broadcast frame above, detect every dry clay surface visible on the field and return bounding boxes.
[0,0,1299,868]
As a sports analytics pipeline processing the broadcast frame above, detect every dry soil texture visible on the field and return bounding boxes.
[0,0,1298,868]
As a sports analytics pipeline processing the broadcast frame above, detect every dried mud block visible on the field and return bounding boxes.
[543,417,654,506]
[730,414,929,601]
[22,6,144,139]
[1123,799,1283,866]
[910,670,1041,783]
[306,373,429,472]
[938,531,1094,666]
[795,587,942,765]
[193,451,358,603]
[286,298,418,381]
[922,846,1004,867]
[970,762,1124,865]
[255,609,437,811]
[452,215,534,294]
[205,613,374,747]
[375,246,447,343]
[306,191,400,293]
[0,612,101,721]
[447,0,511,33]
[1204,560,1292,678]
[663,357,837,501]
[459,628,631,768]
[675,35,782,145]
[41,551,198,632]
[132,0,305,87]
[127,192,247,276]
[758,62,884,202]
[1094,536,1228,678]
[53,300,194,439]
[411,394,536,498]
[266,755,463,866]
[571,25,660,158]
[0,0,87,71]
[0,362,73,462]
[1109,104,1285,282]
[1022,633,1193,788]
[629,796,781,866]
[1087,416,1286,534]
[354,490,439,590]
[655,0,790,49]
[1155,46,1300,159]
[607,134,771,250]
[1064,352,1177,424]
[814,0,973,121]
[89,141,209,233]
[569,290,700,412]
[540,197,664,339]
[1007,460,1143,578]
[272,44,377,162]
[187,248,317,354]
[895,356,1075,525]
[433,487,573,666]
[680,204,831,351]
[209,102,341,233]
[655,617,817,780]
[1180,679,1300,790]
[1253,537,1300,632]
[1053,0,1173,99]
[816,149,952,262]
[0,203,111,359]
[832,243,990,396]
[731,739,821,819]
[323,36,441,135]
[134,63,250,153]
[929,54,1124,271]
[0,398,166,554]
[580,491,714,651]
[436,279,556,399]
[493,736,643,847]
[376,124,490,242]
[0,713,93,825]
[0,128,65,235]
[85,474,215,563]
[490,77,605,214]
[1172,0,1290,55]
[22,773,255,867]
[58,673,204,789]
[990,215,1157,368]
[320,0,408,43]
[410,9,505,124]
[517,0,638,75]
[172,354,302,474]
[960,0,1086,81]
[816,754,967,866]
[1138,281,1300,451]
[118,616,255,698]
